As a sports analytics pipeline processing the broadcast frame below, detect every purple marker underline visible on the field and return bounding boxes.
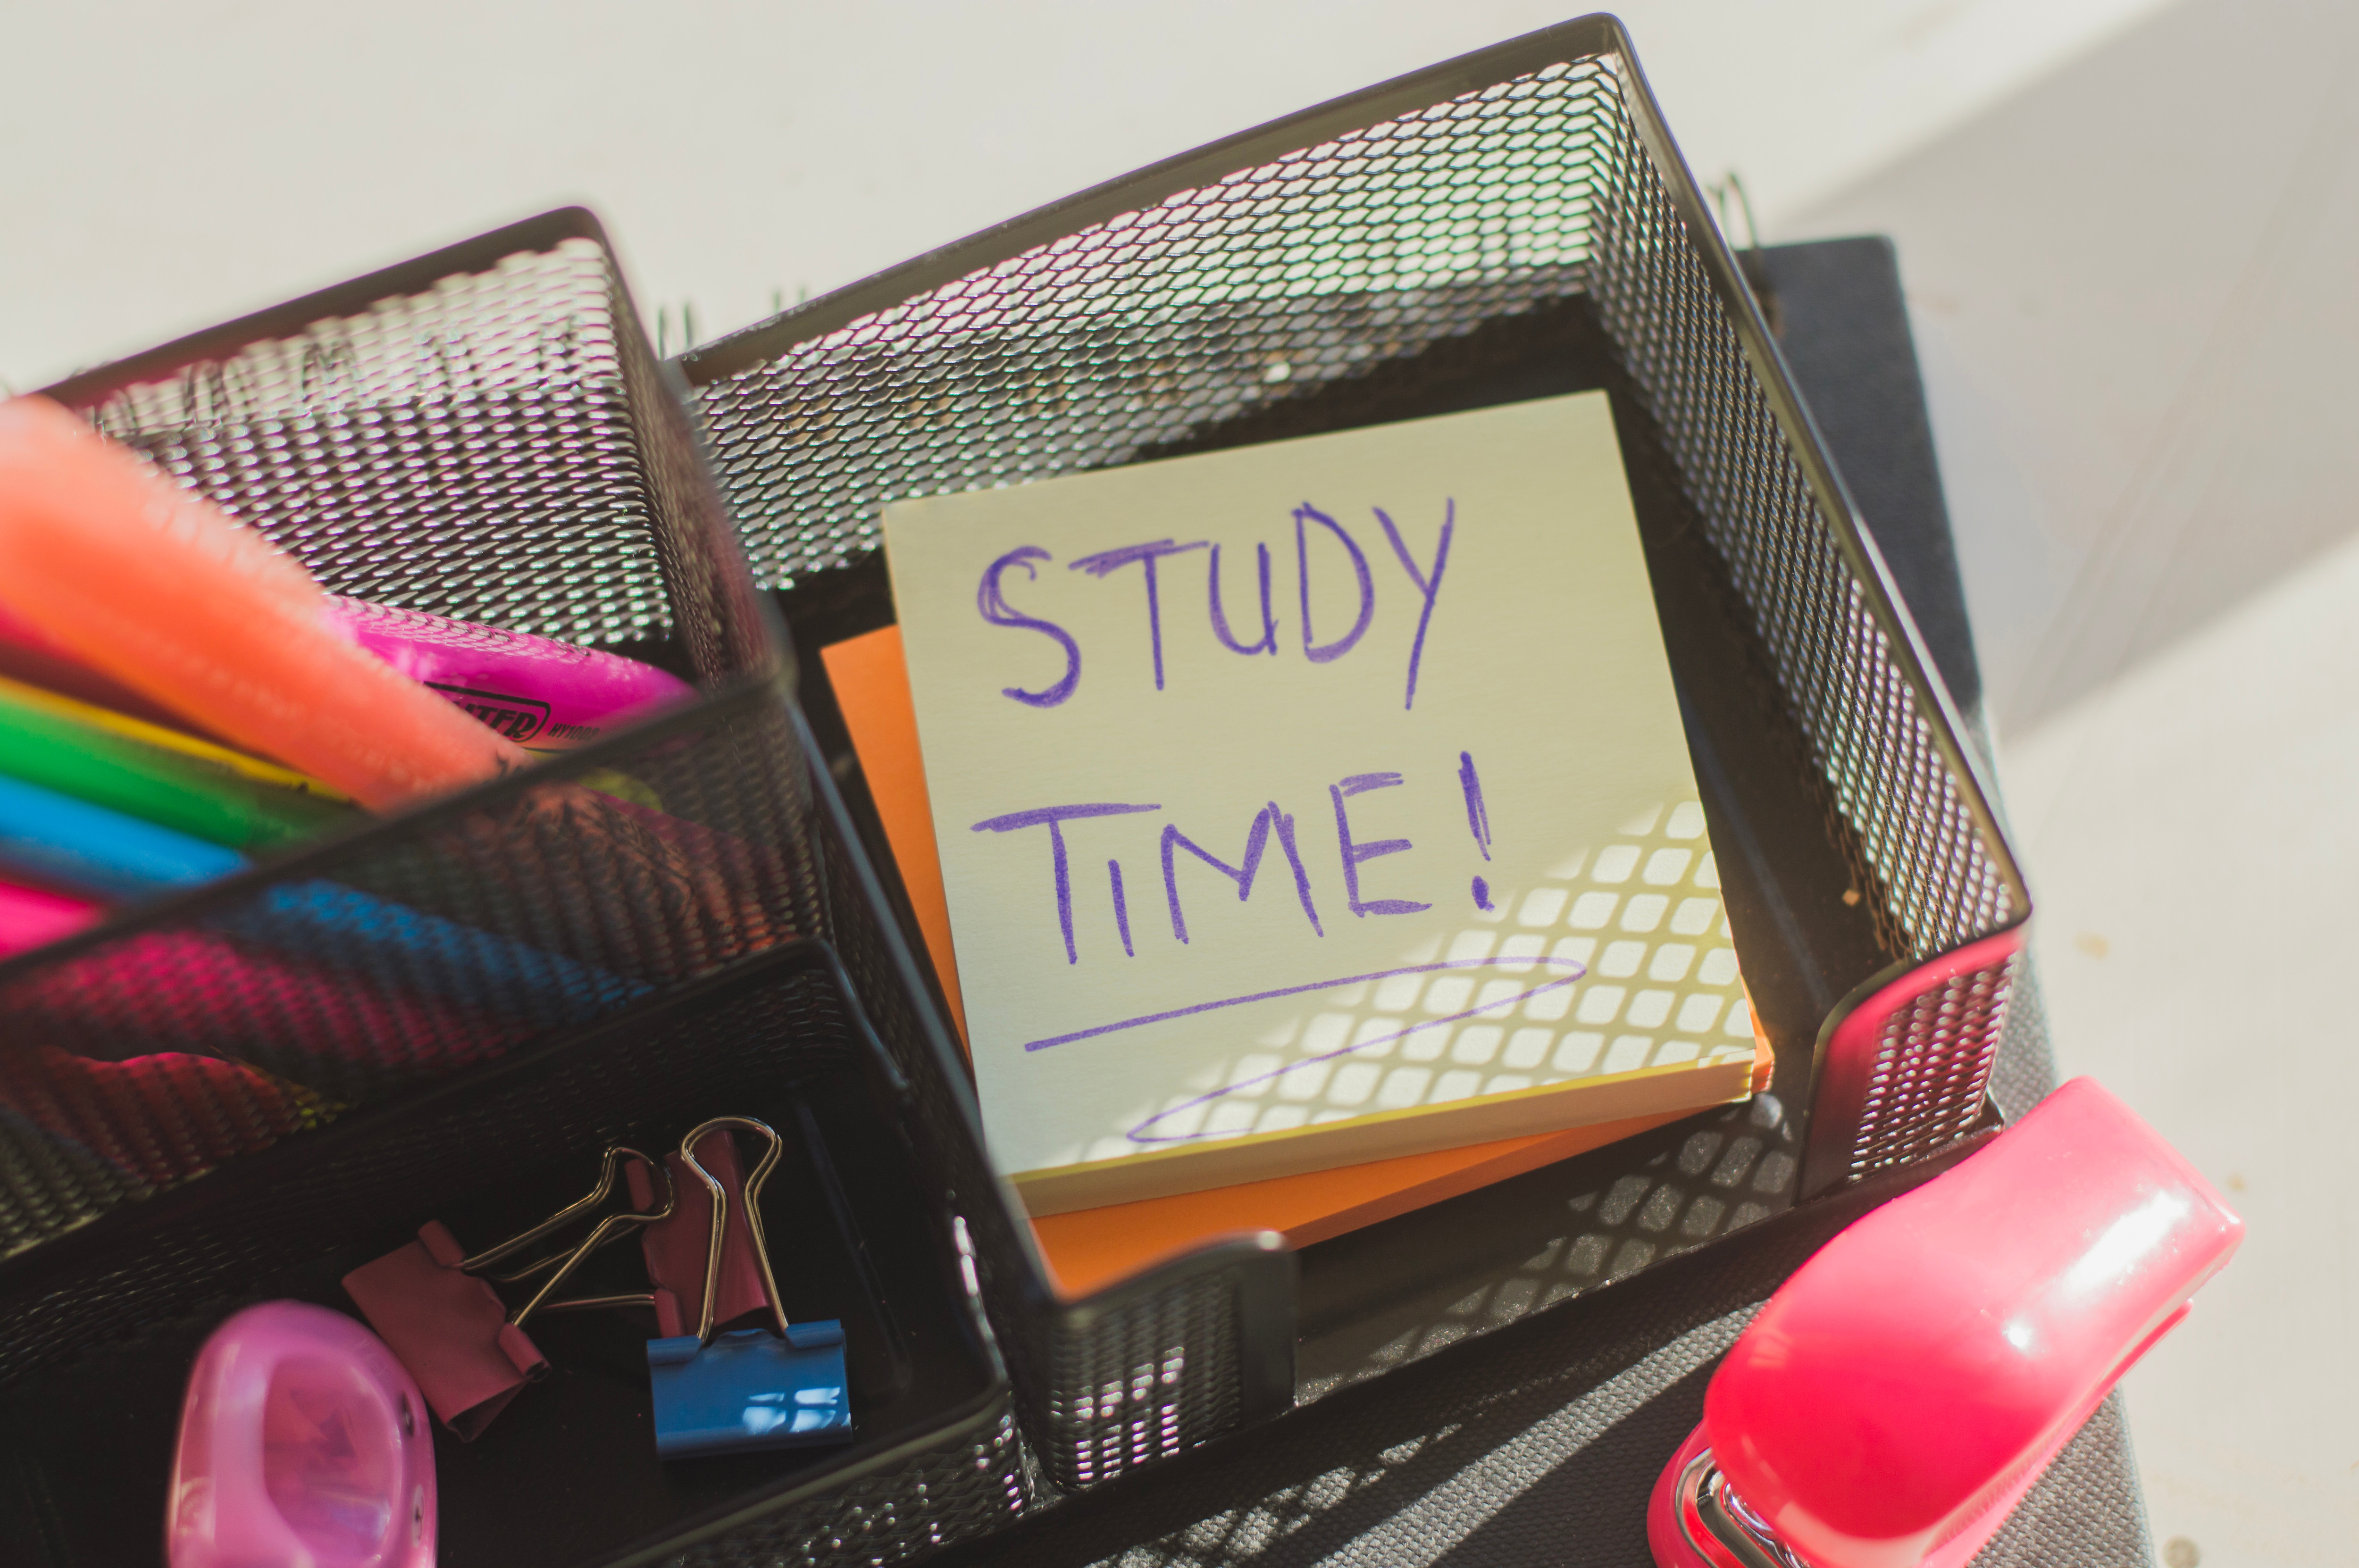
[1022,955,1590,1052]
[1127,960,1590,1143]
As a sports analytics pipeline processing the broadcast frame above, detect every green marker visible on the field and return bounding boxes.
[0,680,355,850]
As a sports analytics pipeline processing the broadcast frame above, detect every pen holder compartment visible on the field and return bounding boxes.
[0,212,818,1260]
[0,942,1024,1568]
[678,16,2030,1493]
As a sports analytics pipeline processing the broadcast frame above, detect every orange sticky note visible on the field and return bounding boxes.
[820,622,1773,1297]
[823,626,969,1046]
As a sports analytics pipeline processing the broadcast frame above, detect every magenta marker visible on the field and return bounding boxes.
[1,583,689,754]
[0,877,100,957]
[329,598,694,751]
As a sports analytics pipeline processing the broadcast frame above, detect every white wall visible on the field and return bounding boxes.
[0,0,2167,389]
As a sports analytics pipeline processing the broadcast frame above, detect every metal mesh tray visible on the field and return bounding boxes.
[0,210,802,1256]
[0,214,1025,1567]
[0,944,1027,1568]
[678,13,2030,1495]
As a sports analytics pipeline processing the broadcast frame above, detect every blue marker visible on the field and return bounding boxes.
[0,774,643,1024]
[0,772,243,897]
[223,881,646,1026]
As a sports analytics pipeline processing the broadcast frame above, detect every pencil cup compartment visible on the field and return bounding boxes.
[680,16,2029,1492]
[0,943,1025,1568]
[0,212,819,1263]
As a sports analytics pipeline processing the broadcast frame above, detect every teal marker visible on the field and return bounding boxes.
[0,775,644,1024]
[0,773,243,897]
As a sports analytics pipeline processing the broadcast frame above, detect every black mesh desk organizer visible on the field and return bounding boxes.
[680,6,2028,1501]
[879,238,2155,1568]
[0,15,2049,1568]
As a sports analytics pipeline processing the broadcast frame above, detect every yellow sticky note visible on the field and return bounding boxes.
[883,392,1754,1213]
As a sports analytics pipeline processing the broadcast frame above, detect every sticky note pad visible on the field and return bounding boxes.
[883,393,1757,1214]
[822,621,1771,1293]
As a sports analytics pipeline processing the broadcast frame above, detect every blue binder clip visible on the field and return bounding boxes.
[647,1117,854,1460]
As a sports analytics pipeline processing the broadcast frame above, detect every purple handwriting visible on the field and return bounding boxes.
[1458,751,1495,911]
[978,547,1081,708]
[970,802,1161,964]
[1016,956,1589,1143]
[975,761,1467,964]
[1330,772,1431,918]
[1163,804,1322,942]
[1207,542,1278,655]
[1295,504,1374,664]
[1374,500,1452,709]
[1067,539,1207,692]
[1108,859,1135,957]
[974,500,1455,705]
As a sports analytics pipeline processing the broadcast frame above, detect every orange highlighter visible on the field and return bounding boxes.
[0,397,527,811]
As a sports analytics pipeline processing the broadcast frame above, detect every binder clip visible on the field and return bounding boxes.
[1647,1079,2241,1568]
[628,1118,771,1338]
[343,1143,673,1439]
[645,1117,853,1460]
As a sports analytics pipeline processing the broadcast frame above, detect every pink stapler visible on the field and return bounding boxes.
[167,1301,435,1568]
[1650,1077,2241,1568]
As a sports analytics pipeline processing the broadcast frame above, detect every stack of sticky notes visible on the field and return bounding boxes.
[834,392,1773,1294]
[0,394,697,962]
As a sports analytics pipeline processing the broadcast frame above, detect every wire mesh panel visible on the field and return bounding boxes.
[805,745,1296,1493]
[682,14,2030,1488]
[1581,73,2015,963]
[0,213,810,1263]
[691,70,1609,586]
[78,247,669,644]
[653,1402,1025,1568]
[61,221,770,675]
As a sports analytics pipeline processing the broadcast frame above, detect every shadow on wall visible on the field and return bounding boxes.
[1784,0,2359,738]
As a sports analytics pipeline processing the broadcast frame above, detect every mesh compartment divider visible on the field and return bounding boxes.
[801,706,1296,1493]
[0,211,822,1263]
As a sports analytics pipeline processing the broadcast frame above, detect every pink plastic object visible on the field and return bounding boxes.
[1,1048,324,1189]
[334,596,693,751]
[630,1129,772,1338]
[0,876,98,955]
[1649,1078,2241,1568]
[343,1222,549,1441]
[168,1301,435,1568]
[8,927,526,1085]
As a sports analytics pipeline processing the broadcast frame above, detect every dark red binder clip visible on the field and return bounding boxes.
[627,1120,772,1338]
[343,1144,674,1439]
[1648,1077,2241,1568]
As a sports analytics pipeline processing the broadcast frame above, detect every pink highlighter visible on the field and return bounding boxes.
[334,598,692,752]
[0,877,98,955]
[1650,1077,2241,1568]
[169,1301,435,1568]
[0,575,688,757]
